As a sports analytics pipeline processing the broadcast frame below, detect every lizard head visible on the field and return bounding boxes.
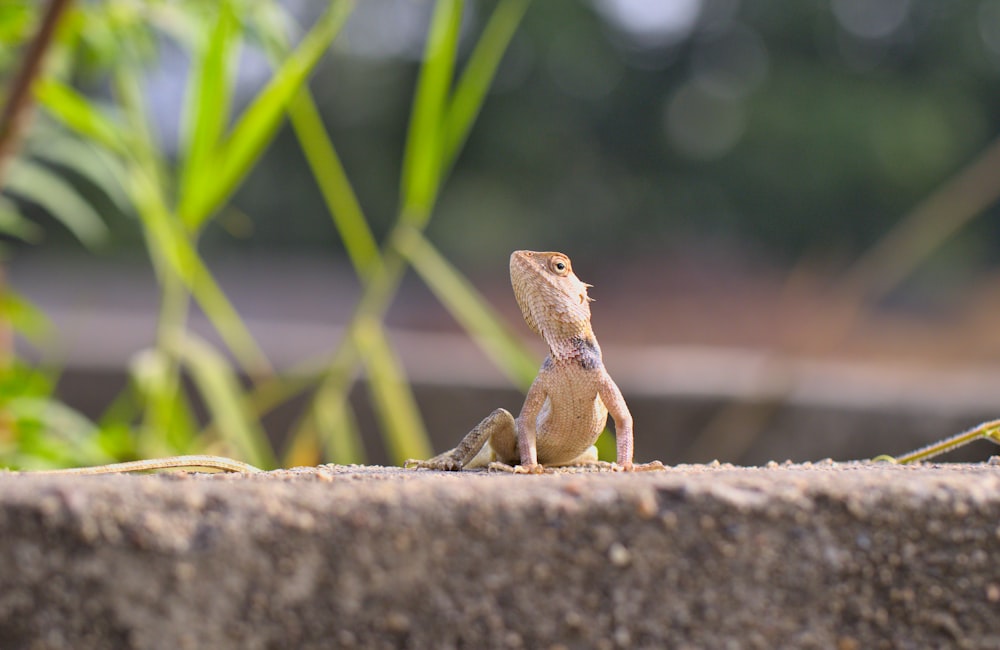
[510,250,594,348]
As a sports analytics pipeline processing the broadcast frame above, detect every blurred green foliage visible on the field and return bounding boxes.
[11,0,1000,267]
[209,0,1000,271]
[0,0,535,469]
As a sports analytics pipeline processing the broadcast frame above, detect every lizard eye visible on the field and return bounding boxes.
[549,257,570,276]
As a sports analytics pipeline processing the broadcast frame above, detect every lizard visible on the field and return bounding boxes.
[405,249,664,473]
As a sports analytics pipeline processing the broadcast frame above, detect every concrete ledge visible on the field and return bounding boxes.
[2,463,999,649]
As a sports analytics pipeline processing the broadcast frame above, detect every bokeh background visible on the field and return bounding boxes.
[2,0,999,469]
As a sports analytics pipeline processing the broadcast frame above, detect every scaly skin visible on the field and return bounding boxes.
[17,455,263,475]
[406,250,663,473]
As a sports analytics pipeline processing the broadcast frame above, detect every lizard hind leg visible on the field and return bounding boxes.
[405,408,516,471]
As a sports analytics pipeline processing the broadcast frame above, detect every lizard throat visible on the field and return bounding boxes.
[544,327,601,364]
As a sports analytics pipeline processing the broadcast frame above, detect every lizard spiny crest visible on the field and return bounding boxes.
[509,250,594,357]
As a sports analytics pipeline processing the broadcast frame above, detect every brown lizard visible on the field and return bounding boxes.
[406,250,663,473]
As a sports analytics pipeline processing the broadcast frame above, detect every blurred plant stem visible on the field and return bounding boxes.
[687,133,1000,463]
[286,0,531,466]
[837,135,1000,307]
[0,0,73,185]
[0,0,73,375]
[290,0,467,465]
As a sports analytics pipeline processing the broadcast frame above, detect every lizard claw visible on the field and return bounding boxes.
[513,463,548,474]
[610,460,666,472]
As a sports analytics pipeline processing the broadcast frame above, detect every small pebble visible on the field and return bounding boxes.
[608,542,631,567]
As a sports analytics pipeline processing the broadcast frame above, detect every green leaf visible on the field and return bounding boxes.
[0,289,52,343]
[130,345,196,454]
[0,2,33,46]
[93,422,139,463]
[178,0,239,225]
[354,316,432,464]
[399,0,463,220]
[164,332,278,469]
[0,195,43,242]
[3,158,109,249]
[394,226,538,389]
[110,59,168,188]
[0,357,54,394]
[27,131,132,214]
[255,3,380,280]
[7,398,97,441]
[287,90,380,279]
[181,0,354,230]
[5,397,114,468]
[34,79,128,155]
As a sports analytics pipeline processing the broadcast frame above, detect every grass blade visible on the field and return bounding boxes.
[399,0,463,219]
[183,0,354,229]
[354,316,433,464]
[287,90,381,279]
[283,416,324,467]
[254,2,380,279]
[838,134,1000,304]
[293,0,530,463]
[442,0,530,167]
[130,345,197,455]
[34,78,128,155]
[4,157,108,248]
[312,388,366,465]
[394,226,538,389]
[177,0,239,227]
[165,331,278,469]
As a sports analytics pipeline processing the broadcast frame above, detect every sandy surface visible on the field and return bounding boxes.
[2,462,999,649]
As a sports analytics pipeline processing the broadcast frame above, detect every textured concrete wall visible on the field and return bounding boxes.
[1,463,999,649]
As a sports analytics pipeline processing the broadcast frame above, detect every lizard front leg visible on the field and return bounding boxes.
[513,375,548,473]
[597,371,635,470]
[405,409,515,471]
[597,370,664,472]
